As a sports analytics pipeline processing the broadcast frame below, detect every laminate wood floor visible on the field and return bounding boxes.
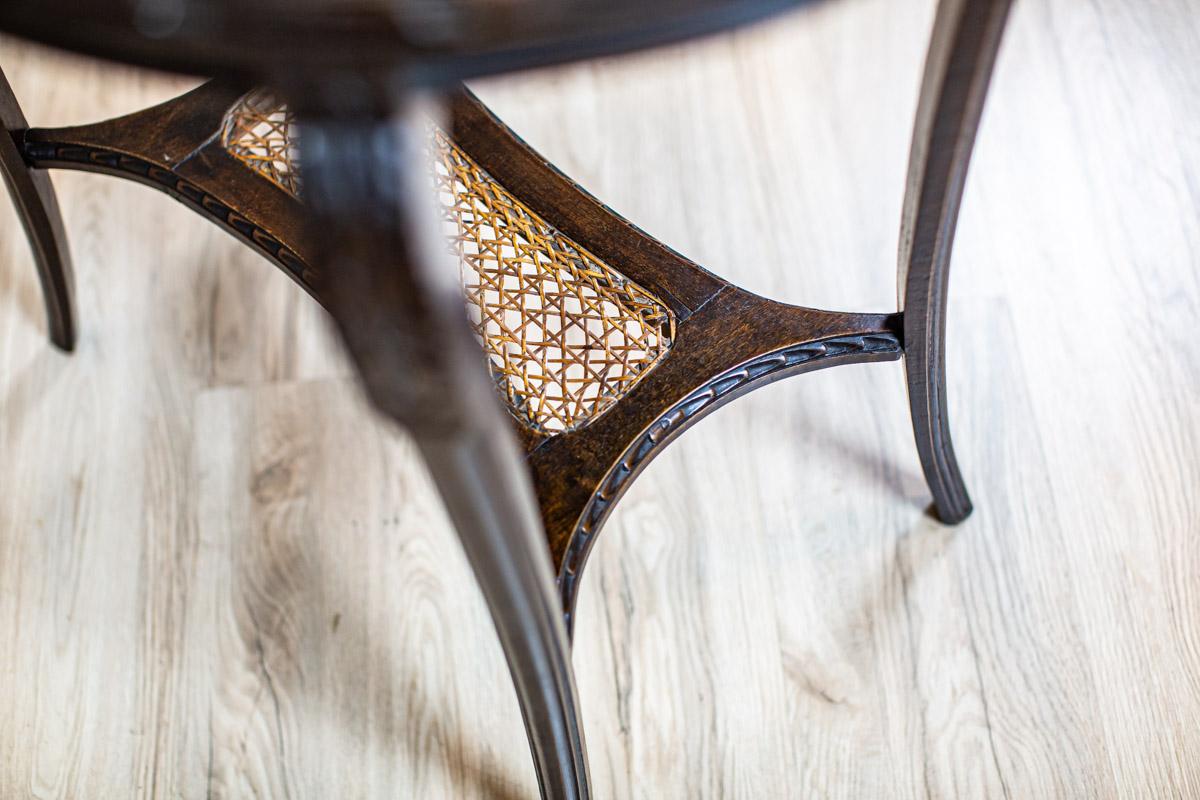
[1,0,1198,796]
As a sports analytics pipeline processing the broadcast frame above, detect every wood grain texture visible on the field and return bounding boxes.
[2,0,1199,795]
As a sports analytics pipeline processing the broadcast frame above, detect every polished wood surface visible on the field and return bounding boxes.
[297,93,593,798]
[2,0,1200,795]
[0,0,814,85]
[899,0,1013,524]
[0,66,76,350]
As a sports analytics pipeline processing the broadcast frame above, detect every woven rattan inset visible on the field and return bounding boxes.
[431,130,674,435]
[221,90,302,197]
[220,93,675,436]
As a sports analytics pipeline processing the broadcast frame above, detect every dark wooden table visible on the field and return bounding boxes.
[0,1,1014,797]
[0,3,830,798]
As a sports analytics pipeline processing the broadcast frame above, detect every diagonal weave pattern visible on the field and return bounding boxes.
[220,93,675,435]
[221,90,302,197]
[430,129,674,435]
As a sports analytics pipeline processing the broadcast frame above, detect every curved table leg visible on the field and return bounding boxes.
[419,430,591,799]
[0,65,76,350]
[296,92,590,800]
[899,0,1013,523]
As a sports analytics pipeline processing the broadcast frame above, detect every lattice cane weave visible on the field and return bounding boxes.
[428,129,674,434]
[221,90,302,197]
[221,93,676,436]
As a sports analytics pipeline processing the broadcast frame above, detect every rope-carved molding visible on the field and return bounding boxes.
[22,141,312,287]
[218,91,677,437]
[557,331,902,628]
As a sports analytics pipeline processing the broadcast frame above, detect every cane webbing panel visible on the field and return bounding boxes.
[221,93,675,436]
[430,129,674,434]
[221,90,302,197]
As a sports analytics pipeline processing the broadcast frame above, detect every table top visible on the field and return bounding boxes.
[0,0,814,84]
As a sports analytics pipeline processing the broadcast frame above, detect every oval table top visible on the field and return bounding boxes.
[0,0,815,84]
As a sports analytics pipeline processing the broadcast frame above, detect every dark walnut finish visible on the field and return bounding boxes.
[14,83,904,633]
[447,92,904,630]
[0,0,812,85]
[297,94,592,798]
[0,0,1015,796]
[0,67,76,350]
[900,0,1013,524]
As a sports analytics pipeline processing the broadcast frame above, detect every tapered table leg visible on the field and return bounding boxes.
[0,65,76,350]
[419,429,591,799]
[899,0,1014,523]
[295,88,591,800]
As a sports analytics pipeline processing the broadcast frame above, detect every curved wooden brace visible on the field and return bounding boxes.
[20,80,321,301]
[0,66,76,349]
[20,81,904,640]
[899,0,1013,524]
[554,319,901,634]
[444,92,903,635]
